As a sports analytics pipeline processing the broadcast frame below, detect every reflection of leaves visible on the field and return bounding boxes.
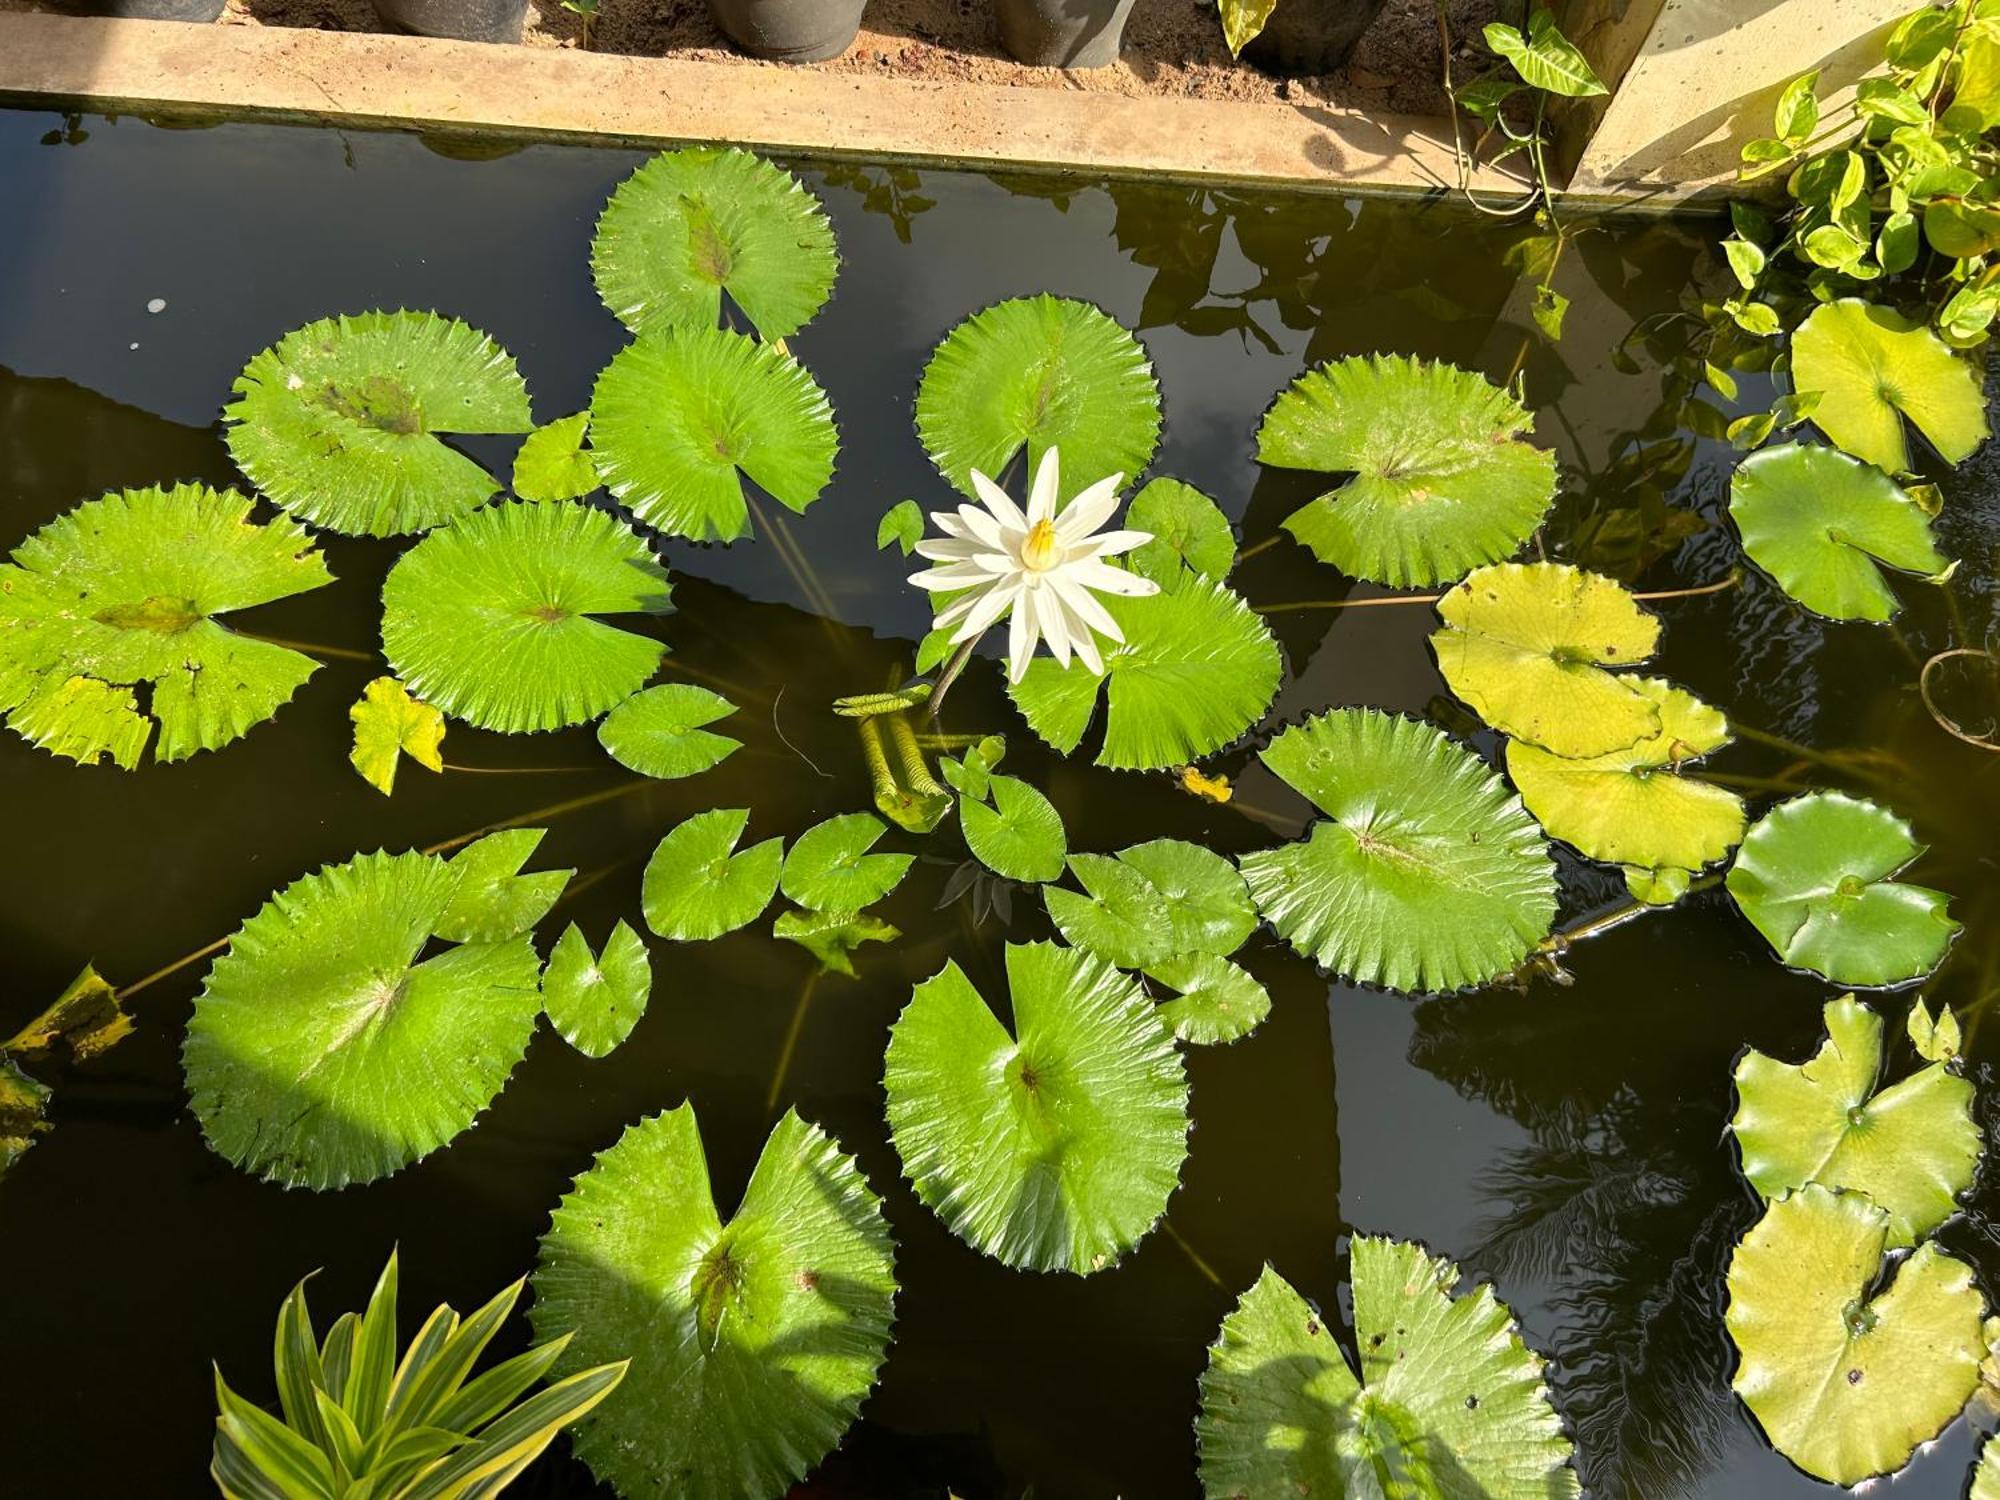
[819,162,937,245]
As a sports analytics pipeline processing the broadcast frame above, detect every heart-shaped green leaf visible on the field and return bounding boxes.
[542,920,652,1059]
[597,683,741,780]
[960,773,1067,883]
[1044,853,1176,968]
[1790,298,1988,474]
[1147,953,1270,1045]
[641,808,784,941]
[1126,477,1236,591]
[512,411,598,502]
[780,813,912,913]
[1115,837,1255,958]
[436,828,574,942]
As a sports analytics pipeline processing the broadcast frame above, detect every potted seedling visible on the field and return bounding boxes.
[1218,0,1388,74]
[709,0,867,62]
[371,0,530,43]
[996,0,1136,67]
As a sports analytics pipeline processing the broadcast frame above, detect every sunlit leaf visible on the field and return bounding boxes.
[596,683,740,780]
[436,829,574,943]
[641,808,783,941]
[960,773,1067,882]
[876,498,923,556]
[780,813,913,912]
[512,412,598,503]
[542,920,651,1059]
[1126,478,1235,591]
[1115,837,1255,957]
[1045,853,1176,968]
[937,732,1006,802]
[1908,997,1961,1064]
[1977,1434,2000,1500]
[1790,299,1989,473]
[3,964,132,1063]
[773,907,900,978]
[348,676,445,797]
[1217,0,1277,54]
[1484,7,1607,97]
[1147,953,1269,1046]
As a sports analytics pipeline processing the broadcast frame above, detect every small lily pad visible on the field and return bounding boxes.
[543,920,652,1058]
[773,908,901,978]
[1790,298,1988,474]
[435,828,574,942]
[348,676,445,797]
[513,411,598,502]
[876,499,924,556]
[780,814,912,913]
[1044,853,1176,968]
[1147,953,1270,1045]
[1908,997,1962,1063]
[1126,478,1235,591]
[960,773,1067,883]
[641,808,784,941]
[1116,838,1255,958]
[597,683,741,780]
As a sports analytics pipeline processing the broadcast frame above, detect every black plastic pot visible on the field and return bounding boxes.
[995,0,1135,69]
[370,0,528,43]
[708,0,866,62]
[1240,0,1388,75]
[71,0,225,19]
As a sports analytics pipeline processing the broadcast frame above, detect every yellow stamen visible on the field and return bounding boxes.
[1022,518,1061,572]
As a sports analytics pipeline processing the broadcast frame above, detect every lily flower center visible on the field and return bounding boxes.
[1022,518,1062,572]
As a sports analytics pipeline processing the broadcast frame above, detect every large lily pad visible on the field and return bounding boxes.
[597,683,741,780]
[589,326,839,543]
[1431,561,1663,758]
[1726,791,1960,987]
[0,483,333,768]
[915,296,1161,499]
[1790,298,1988,474]
[531,1104,895,1500]
[1725,1184,1986,1486]
[380,500,672,733]
[1729,443,1947,621]
[1198,1240,1577,1500]
[223,310,532,536]
[543,920,652,1059]
[884,942,1189,1273]
[1239,709,1556,994]
[1257,354,1557,587]
[641,808,784,941]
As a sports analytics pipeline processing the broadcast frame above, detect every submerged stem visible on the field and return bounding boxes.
[1162,1221,1225,1289]
[1540,875,1721,954]
[441,761,602,775]
[745,493,845,649]
[1253,570,1740,616]
[240,632,378,663]
[765,972,820,1114]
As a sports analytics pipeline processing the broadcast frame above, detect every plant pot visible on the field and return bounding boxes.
[996,0,1135,69]
[1240,0,1388,75]
[707,0,867,62]
[370,0,528,43]
[69,0,225,19]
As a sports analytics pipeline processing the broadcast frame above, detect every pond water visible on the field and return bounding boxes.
[1,108,1996,1499]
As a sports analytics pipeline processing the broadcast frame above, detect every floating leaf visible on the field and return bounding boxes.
[1126,478,1235,591]
[1726,1184,1986,1486]
[1148,953,1269,1045]
[0,483,332,768]
[512,411,598,502]
[182,849,546,1189]
[223,310,533,536]
[1198,1240,1577,1500]
[1239,709,1556,994]
[597,683,741,779]
[3,965,131,1063]
[1790,298,1989,473]
[641,808,784,941]
[1115,837,1255,958]
[1909,997,1962,1064]
[348,676,444,797]
[436,829,573,942]
[1729,443,1947,621]
[938,733,1006,802]
[1726,791,1960,986]
[381,500,672,734]
[0,1057,51,1174]
[884,942,1189,1273]
[958,772,1065,884]
[1257,354,1557,587]
[915,296,1161,499]
[780,813,912,914]
[773,907,900,978]
[1045,854,1176,969]
[1008,575,1280,770]
[1978,1436,2000,1500]
[876,499,923,556]
[590,147,838,342]
[589,327,838,543]
[532,1105,895,1500]
[1432,561,1662,757]
[543,920,652,1058]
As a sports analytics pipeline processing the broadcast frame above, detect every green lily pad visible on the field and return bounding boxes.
[0,483,333,768]
[348,677,445,797]
[1729,443,1947,621]
[543,920,652,1059]
[380,500,673,734]
[436,828,574,942]
[182,847,550,1189]
[1908,997,1962,1064]
[590,147,838,342]
[773,908,901,978]
[876,498,924,556]
[1239,709,1556,994]
[1726,791,1960,986]
[641,808,784,941]
[223,310,533,536]
[1115,838,1256,958]
[1198,1240,1577,1500]
[531,1104,895,1500]
[915,295,1161,499]
[597,683,741,780]
[960,772,1067,883]
[780,813,913,912]
[1431,561,1663,758]
[1733,995,1977,1247]
[513,411,599,502]
[1976,1435,2000,1500]
[1126,478,1236,591]
[1790,298,1988,474]
[1044,853,1176,968]
[1147,953,1270,1046]
[589,327,839,543]
[884,942,1189,1273]
[1008,575,1280,770]
[1725,1184,1987,1486]
[1257,354,1557,587]
[938,733,1006,803]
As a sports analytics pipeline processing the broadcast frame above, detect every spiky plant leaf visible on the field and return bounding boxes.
[1239,709,1556,994]
[589,327,838,543]
[640,808,783,941]
[1431,561,1662,757]
[349,677,445,797]
[512,412,598,503]
[435,830,573,942]
[0,483,333,768]
[1729,443,1947,621]
[1115,837,1255,957]
[542,921,651,1059]
[1044,853,1176,968]
[530,1105,895,1500]
[1726,1184,1986,1486]
[1126,478,1235,591]
[590,147,838,342]
[1147,953,1269,1045]
[1198,1241,1578,1500]
[1257,354,1557,587]
[1008,575,1280,770]
[915,296,1161,498]
[960,772,1067,883]
[1791,298,1988,473]
[596,683,740,780]
[773,908,900,978]
[884,942,1189,1273]
[1733,995,1977,1246]
[1726,791,1961,986]
[182,849,547,1189]
[223,311,532,537]
[380,500,672,734]
[780,813,912,913]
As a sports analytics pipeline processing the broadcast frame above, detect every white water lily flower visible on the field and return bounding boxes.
[908,448,1160,682]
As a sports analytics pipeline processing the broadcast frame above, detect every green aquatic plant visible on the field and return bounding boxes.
[1198,1238,1578,1500]
[1256,354,1558,587]
[0,483,333,768]
[542,920,651,1058]
[884,941,1189,1273]
[779,812,913,912]
[380,500,672,734]
[0,1057,50,1174]
[1790,298,1989,472]
[1147,952,1270,1046]
[212,1251,626,1500]
[596,683,741,779]
[1725,791,1961,986]
[1116,838,1257,958]
[1239,709,1557,994]
[772,907,901,978]
[1125,477,1235,590]
[858,708,953,834]
[1045,853,1176,968]
[224,310,533,536]
[349,677,446,797]
[531,1104,895,1500]
[874,498,923,556]
[436,828,571,941]
[958,770,1067,883]
[510,411,597,502]
[640,808,784,941]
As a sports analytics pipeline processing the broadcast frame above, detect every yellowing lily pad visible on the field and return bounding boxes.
[1791,298,1988,474]
[348,676,445,796]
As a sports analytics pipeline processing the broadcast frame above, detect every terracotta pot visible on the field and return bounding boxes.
[995,0,1136,69]
[708,0,867,62]
[370,0,529,43]
[1240,0,1388,74]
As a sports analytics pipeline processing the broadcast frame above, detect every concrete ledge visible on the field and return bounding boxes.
[0,12,1527,198]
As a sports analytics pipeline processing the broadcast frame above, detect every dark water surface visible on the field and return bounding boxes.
[2,109,1996,1499]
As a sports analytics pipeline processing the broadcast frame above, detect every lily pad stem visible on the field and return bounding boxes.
[765,972,820,1114]
[239,632,378,663]
[1253,570,1740,616]
[927,638,978,724]
[1540,874,1721,954]
[744,493,845,650]
[440,761,603,775]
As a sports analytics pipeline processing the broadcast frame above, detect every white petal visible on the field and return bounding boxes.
[910,561,996,590]
[1007,586,1037,680]
[1071,615,1105,675]
[914,536,991,562]
[956,503,1010,552]
[1041,585,1097,670]
[1036,583,1073,667]
[950,577,1020,644]
[933,588,987,629]
[1070,528,1153,560]
[1054,474,1124,541]
[929,510,972,540]
[1049,571,1124,643]
[970,469,1030,533]
[1027,447,1061,525]
[1068,559,1162,598]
